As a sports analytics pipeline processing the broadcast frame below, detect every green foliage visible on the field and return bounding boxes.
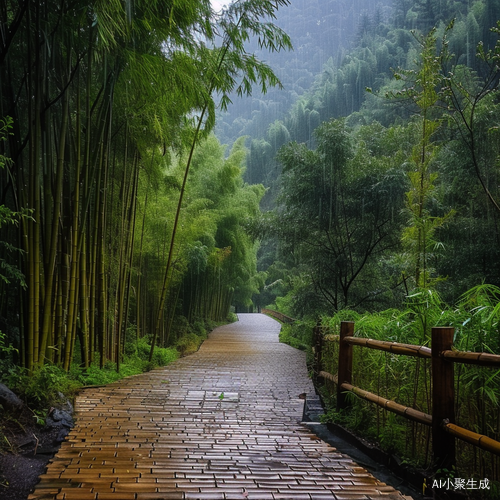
[387,27,456,290]
[171,135,266,321]
[278,321,314,353]
[133,337,180,370]
[5,364,80,412]
[318,284,500,479]
[273,118,407,316]
[378,412,406,454]
[0,330,17,360]
[0,116,13,169]
[320,394,376,437]
[175,333,205,357]
[0,0,294,374]
[0,117,29,288]
[264,11,500,321]
[74,363,125,387]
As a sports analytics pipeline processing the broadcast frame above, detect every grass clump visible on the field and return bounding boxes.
[279,321,314,353]
[175,332,205,357]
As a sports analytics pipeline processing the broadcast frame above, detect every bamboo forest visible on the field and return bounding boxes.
[1,0,500,495]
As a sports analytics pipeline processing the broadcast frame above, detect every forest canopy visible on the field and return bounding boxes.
[1,0,500,486]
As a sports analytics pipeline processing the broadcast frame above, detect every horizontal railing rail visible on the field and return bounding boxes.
[344,337,432,358]
[261,308,296,324]
[313,321,500,470]
[339,381,433,426]
[444,422,500,456]
[442,350,500,367]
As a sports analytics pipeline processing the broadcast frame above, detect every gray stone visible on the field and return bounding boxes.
[0,382,24,413]
[56,392,74,414]
[46,408,74,429]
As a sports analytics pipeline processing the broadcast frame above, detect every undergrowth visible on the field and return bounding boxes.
[279,321,314,352]
[276,284,500,496]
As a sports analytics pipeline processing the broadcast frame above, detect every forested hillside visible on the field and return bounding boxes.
[234,0,500,316]
[216,0,393,148]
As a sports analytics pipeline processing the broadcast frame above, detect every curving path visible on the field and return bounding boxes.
[29,313,412,500]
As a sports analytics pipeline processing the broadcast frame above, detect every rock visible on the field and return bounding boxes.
[17,435,37,450]
[42,407,74,450]
[46,408,74,429]
[57,391,74,414]
[0,383,24,413]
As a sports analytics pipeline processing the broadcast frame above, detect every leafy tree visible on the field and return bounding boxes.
[274,119,406,315]
[441,21,500,214]
[247,139,273,185]
[142,135,264,327]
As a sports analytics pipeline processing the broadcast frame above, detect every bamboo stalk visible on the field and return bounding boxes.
[98,142,109,367]
[123,153,139,346]
[39,86,69,363]
[79,235,90,368]
[63,221,79,371]
[114,131,130,372]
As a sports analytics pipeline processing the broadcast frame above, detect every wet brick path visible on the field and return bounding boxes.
[29,313,412,500]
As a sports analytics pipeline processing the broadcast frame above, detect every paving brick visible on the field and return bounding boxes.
[95,493,137,500]
[136,494,184,500]
[55,490,98,500]
[29,314,412,500]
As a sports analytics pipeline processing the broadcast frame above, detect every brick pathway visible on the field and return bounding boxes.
[29,313,412,500]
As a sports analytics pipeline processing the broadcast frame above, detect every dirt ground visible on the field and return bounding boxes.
[0,453,50,500]
[0,412,62,500]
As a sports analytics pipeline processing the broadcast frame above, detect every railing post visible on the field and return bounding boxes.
[313,322,323,385]
[337,321,354,411]
[431,326,456,471]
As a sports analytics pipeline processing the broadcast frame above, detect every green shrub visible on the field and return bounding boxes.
[279,321,314,350]
[127,336,179,368]
[170,315,190,341]
[226,312,238,324]
[175,333,204,357]
[150,346,179,366]
[0,330,17,383]
[124,325,139,356]
[77,362,123,386]
[135,336,151,359]
[8,364,79,411]
[191,321,206,336]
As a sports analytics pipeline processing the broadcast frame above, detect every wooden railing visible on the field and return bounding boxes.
[261,308,296,324]
[313,321,500,470]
